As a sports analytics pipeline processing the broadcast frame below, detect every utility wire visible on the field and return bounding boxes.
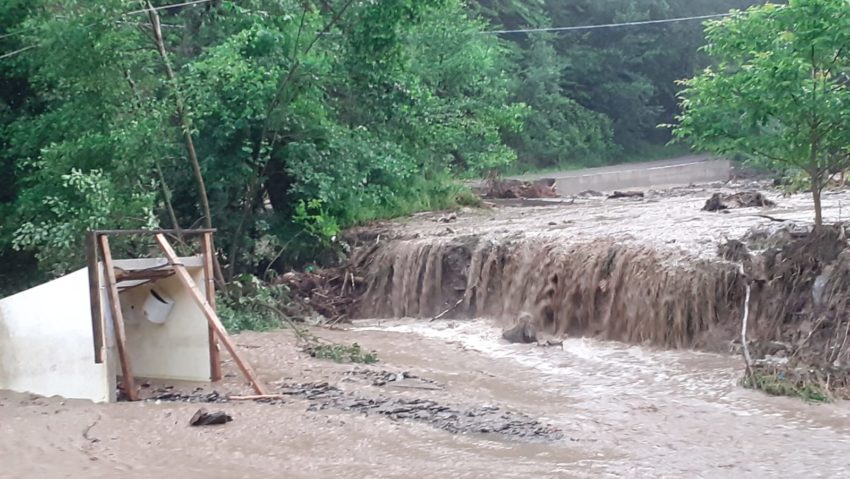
[0,0,214,60]
[0,0,212,41]
[1,6,735,61]
[481,13,732,35]
[125,0,214,16]
[0,45,36,60]
[0,28,33,41]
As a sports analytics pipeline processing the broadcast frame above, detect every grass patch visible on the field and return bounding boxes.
[743,369,829,403]
[306,342,378,364]
[217,275,288,333]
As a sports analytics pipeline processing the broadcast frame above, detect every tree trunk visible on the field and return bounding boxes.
[147,1,227,291]
[812,180,823,226]
[146,1,213,230]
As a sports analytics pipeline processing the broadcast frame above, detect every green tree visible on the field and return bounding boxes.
[503,33,616,168]
[672,0,850,225]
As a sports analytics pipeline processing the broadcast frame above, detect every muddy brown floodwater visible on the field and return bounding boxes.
[2,320,850,479]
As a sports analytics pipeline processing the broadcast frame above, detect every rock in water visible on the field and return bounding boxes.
[189,408,233,426]
[502,316,538,344]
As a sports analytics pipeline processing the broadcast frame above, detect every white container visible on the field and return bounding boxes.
[143,288,174,325]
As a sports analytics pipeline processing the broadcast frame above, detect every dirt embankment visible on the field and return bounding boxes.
[320,182,850,398]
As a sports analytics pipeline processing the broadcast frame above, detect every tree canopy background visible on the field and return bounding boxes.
[0,0,765,294]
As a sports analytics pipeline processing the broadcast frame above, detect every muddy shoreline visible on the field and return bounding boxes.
[4,324,850,478]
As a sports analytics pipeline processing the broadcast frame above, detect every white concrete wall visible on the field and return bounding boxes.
[0,269,115,402]
[553,159,732,195]
[0,255,212,402]
[115,257,211,382]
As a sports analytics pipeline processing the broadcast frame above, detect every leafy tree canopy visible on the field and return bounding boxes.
[672,0,850,225]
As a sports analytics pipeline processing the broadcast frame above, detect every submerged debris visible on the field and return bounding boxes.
[342,369,440,388]
[607,190,644,199]
[576,190,604,197]
[703,191,775,211]
[144,388,226,403]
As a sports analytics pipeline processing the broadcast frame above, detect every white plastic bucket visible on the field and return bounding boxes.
[143,288,174,325]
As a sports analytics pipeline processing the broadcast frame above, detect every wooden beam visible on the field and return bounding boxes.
[90,228,215,236]
[98,235,140,401]
[114,268,175,282]
[86,232,104,364]
[202,232,222,382]
[154,234,268,395]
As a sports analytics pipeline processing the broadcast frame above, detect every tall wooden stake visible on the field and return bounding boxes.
[86,231,104,364]
[99,235,139,401]
[154,234,268,395]
[202,232,223,381]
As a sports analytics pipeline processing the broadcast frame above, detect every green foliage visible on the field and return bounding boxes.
[0,0,774,288]
[672,0,850,224]
[293,200,340,247]
[307,342,379,364]
[478,0,765,157]
[502,34,617,169]
[217,274,287,332]
[743,369,829,403]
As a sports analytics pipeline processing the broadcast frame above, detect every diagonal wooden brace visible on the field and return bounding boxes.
[154,234,268,395]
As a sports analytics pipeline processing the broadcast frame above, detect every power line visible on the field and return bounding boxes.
[0,28,33,41]
[481,13,732,35]
[125,0,214,16]
[1,6,735,61]
[0,45,36,60]
[0,1,212,41]
[0,0,215,60]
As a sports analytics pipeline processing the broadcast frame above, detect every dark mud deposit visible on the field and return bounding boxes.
[146,371,565,441]
[281,380,565,441]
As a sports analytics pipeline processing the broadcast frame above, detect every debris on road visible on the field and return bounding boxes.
[703,191,775,211]
[483,176,558,199]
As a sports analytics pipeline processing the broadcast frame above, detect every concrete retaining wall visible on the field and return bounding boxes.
[552,159,731,196]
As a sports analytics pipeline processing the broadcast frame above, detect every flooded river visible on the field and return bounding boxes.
[2,319,849,478]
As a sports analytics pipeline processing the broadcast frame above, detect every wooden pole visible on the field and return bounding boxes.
[86,231,104,364]
[154,234,268,395]
[202,232,223,381]
[98,235,140,401]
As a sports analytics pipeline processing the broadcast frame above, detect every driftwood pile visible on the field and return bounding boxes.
[276,268,361,323]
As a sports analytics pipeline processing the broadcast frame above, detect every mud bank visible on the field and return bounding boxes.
[345,184,850,396]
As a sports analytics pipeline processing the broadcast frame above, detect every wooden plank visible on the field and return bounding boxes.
[98,235,140,401]
[91,228,215,236]
[86,231,104,364]
[154,234,268,395]
[202,232,222,382]
[114,268,175,282]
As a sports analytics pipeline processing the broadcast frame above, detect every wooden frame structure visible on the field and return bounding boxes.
[85,229,267,401]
